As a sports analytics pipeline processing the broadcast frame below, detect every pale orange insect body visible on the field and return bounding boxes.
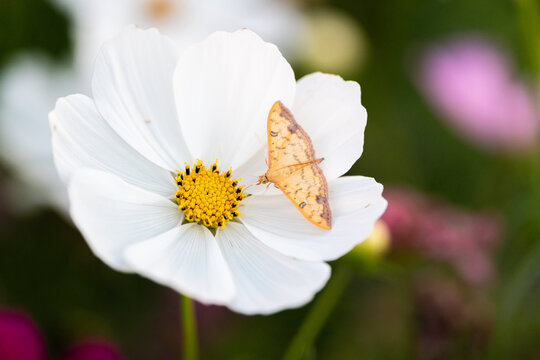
[257,101,332,230]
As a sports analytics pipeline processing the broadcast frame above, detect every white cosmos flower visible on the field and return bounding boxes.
[49,26,387,315]
[0,0,303,214]
[0,56,76,212]
[55,0,305,82]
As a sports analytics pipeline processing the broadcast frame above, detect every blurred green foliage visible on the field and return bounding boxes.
[0,0,70,67]
[1,0,540,359]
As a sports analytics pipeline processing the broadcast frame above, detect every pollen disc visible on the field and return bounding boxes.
[175,160,246,229]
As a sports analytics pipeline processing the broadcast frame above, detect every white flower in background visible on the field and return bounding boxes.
[0,0,304,214]
[0,56,77,212]
[54,0,305,81]
[49,27,386,314]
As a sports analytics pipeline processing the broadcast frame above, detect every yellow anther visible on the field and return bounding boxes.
[175,160,246,229]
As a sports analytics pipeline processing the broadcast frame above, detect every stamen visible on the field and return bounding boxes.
[175,159,246,229]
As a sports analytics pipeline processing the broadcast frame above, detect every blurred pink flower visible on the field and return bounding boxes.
[0,308,124,360]
[382,187,502,286]
[418,37,538,151]
[60,340,123,360]
[0,309,46,360]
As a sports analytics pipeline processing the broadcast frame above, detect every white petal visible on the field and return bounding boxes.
[124,223,235,305]
[241,176,387,261]
[292,72,367,180]
[92,25,191,169]
[216,223,330,315]
[50,94,176,197]
[232,146,269,190]
[69,169,181,271]
[173,29,296,171]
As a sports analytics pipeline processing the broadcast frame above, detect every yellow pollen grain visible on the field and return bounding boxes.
[175,159,246,229]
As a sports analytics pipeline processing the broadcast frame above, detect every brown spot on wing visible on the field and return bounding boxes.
[287,123,298,133]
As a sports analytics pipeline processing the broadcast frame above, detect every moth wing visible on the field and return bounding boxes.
[267,101,316,170]
[270,162,332,230]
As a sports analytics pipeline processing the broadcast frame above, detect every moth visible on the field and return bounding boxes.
[257,101,332,230]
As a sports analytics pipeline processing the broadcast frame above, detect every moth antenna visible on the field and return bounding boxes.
[243,174,264,191]
[244,183,254,190]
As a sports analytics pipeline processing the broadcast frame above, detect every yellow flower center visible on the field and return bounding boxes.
[175,160,246,229]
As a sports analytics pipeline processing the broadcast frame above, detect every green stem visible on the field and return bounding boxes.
[488,240,540,359]
[516,0,540,79]
[180,295,198,360]
[282,266,352,360]
[516,0,540,186]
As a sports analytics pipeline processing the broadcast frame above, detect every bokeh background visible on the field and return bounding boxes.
[1,0,539,359]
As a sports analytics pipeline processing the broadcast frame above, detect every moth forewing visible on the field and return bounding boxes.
[261,101,332,230]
